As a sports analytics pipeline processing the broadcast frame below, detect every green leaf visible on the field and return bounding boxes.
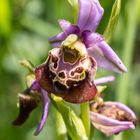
[67,0,79,11]
[56,111,68,140]
[104,0,121,43]
[67,0,79,22]
[50,94,88,140]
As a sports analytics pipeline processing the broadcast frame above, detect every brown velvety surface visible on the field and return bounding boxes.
[35,63,97,103]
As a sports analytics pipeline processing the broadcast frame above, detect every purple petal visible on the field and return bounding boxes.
[48,32,66,47]
[58,19,80,35]
[87,40,127,73]
[34,89,50,135]
[94,76,115,85]
[82,31,104,47]
[90,112,135,136]
[90,101,137,136]
[48,20,80,48]
[77,0,104,32]
[30,80,40,90]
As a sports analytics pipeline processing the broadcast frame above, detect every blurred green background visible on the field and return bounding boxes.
[0,0,140,140]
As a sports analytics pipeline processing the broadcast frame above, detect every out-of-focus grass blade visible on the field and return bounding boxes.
[67,0,79,22]
[103,0,121,43]
[50,94,88,140]
[0,0,11,37]
[67,0,79,11]
[114,0,140,140]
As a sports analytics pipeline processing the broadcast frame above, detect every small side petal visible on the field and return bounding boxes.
[58,19,80,35]
[77,0,104,32]
[94,76,115,85]
[34,89,50,135]
[48,32,66,47]
[88,41,127,73]
[30,80,40,90]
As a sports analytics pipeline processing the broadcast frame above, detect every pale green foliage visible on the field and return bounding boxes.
[104,0,121,43]
[67,0,79,11]
[50,94,88,140]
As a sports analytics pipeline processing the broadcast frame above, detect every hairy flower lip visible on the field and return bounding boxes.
[34,40,98,103]
[90,101,137,136]
[35,60,97,104]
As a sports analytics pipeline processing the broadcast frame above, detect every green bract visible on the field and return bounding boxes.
[50,94,88,140]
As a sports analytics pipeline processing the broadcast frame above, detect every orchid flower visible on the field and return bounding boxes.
[35,34,97,103]
[13,0,128,136]
[90,101,137,136]
[34,0,127,104]
[49,0,127,73]
[13,34,98,136]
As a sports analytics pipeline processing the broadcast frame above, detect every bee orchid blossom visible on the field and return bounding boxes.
[49,0,127,73]
[35,34,97,103]
[13,0,128,136]
[13,33,98,136]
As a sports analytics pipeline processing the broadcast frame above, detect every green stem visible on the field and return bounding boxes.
[114,0,139,140]
[90,125,95,140]
[80,102,91,139]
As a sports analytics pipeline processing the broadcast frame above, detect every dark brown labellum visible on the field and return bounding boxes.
[35,41,97,103]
